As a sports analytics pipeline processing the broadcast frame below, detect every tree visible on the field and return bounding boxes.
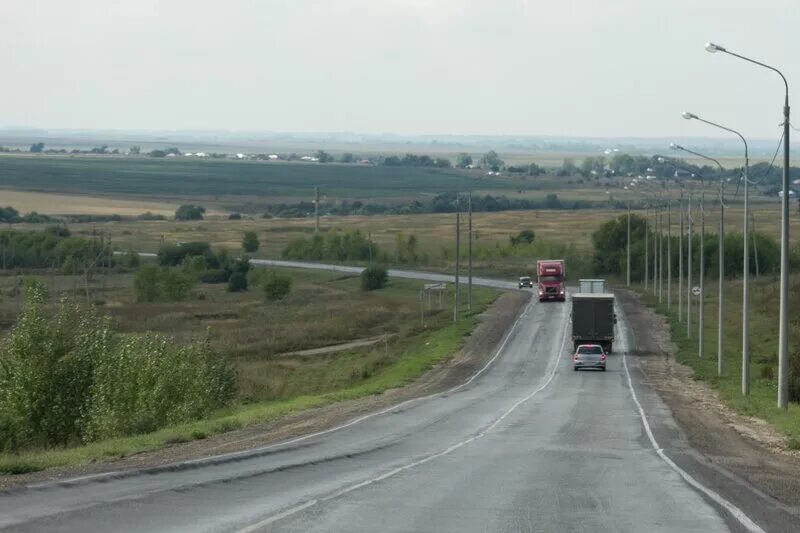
[150,149,167,158]
[456,153,473,168]
[435,157,452,168]
[129,146,141,155]
[314,150,334,163]
[560,158,577,176]
[480,150,503,171]
[528,163,544,176]
[227,272,248,292]
[175,204,205,221]
[545,193,563,209]
[29,142,45,153]
[340,153,355,163]
[262,270,292,300]
[361,264,388,291]
[242,231,259,252]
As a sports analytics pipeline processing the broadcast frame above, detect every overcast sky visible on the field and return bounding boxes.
[2,0,797,140]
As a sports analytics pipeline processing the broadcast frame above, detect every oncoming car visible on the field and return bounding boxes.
[518,276,533,289]
[573,344,607,371]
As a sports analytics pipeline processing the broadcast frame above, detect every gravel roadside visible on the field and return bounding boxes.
[617,288,800,510]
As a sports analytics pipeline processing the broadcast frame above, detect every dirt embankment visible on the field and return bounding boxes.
[617,289,800,508]
[0,290,530,489]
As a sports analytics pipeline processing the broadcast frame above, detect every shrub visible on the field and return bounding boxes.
[119,250,141,269]
[227,272,248,292]
[242,231,259,253]
[509,229,535,246]
[361,264,388,291]
[262,270,292,301]
[0,288,236,449]
[83,336,235,441]
[134,265,195,302]
[228,213,242,220]
[175,204,205,221]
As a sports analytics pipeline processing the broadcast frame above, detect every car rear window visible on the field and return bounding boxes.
[577,346,603,354]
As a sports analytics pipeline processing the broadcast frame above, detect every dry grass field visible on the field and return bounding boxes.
[0,189,179,216]
[0,267,492,404]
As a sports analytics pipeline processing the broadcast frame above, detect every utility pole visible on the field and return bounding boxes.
[687,193,692,340]
[658,204,663,304]
[679,191,684,322]
[468,192,473,312]
[644,210,649,290]
[314,187,320,233]
[699,191,705,358]
[652,206,657,297]
[626,201,631,286]
[751,212,759,278]
[718,191,725,376]
[454,197,460,322]
[667,199,672,310]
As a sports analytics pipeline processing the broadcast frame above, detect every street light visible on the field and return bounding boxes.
[682,111,751,395]
[662,154,711,358]
[672,144,727,376]
[705,41,791,408]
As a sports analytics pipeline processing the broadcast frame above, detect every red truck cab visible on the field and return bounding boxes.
[537,259,566,302]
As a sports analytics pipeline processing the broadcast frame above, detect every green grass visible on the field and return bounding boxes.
[0,287,498,476]
[635,278,800,444]
[0,156,564,203]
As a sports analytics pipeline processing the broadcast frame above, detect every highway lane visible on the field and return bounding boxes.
[0,293,759,532]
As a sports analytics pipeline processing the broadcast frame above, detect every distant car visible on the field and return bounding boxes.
[573,344,607,371]
[518,276,533,289]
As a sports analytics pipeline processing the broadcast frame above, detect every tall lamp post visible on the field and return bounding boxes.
[706,42,791,407]
[682,111,750,395]
[671,144,728,375]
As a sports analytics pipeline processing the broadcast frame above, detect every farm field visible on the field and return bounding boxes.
[46,202,796,258]
[0,189,179,216]
[0,155,567,208]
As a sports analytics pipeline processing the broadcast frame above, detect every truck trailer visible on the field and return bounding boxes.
[571,292,616,353]
[536,259,566,302]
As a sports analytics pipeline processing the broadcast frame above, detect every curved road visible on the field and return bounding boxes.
[0,280,779,532]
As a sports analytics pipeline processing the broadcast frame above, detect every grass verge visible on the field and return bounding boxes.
[634,282,800,445]
[0,288,498,476]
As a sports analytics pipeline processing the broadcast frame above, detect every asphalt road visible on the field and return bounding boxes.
[0,286,774,532]
[249,258,521,290]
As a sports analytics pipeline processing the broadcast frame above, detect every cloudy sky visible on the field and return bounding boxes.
[2,0,797,139]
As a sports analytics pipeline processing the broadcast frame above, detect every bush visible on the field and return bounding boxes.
[227,272,248,292]
[119,250,141,269]
[134,265,195,302]
[361,264,388,291]
[0,287,236,450]
[262,270,292,301]
[228,213,242,220]
[510,229,535,246]
[242,231,259,252]
[175,204,206,221]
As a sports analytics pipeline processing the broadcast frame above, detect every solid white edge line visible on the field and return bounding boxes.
[618,306,765,533]
[234,299,570,532]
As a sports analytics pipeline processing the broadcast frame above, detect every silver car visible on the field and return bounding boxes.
[573,344,607,371]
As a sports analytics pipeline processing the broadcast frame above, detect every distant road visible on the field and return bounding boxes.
[135,254,520,290]
[249,258,520,291]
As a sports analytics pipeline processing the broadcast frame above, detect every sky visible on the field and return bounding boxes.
[1,0,798,140]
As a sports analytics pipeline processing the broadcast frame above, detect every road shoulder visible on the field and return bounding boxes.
[618,288,800,531]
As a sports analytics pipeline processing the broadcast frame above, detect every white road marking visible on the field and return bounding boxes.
[618,306,765,533]
[235,301,570,532]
